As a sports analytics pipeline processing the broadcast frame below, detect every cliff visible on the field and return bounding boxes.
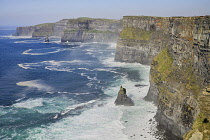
[13,23,54,37]
[14,17,122,43]
[115,16,210,139]
[61,18,121,42]
[115,16,169,65]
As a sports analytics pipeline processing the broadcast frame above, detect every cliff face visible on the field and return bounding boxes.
[116,16,210,139]
[115,16,169,65]
[14,17,122,43]
[14,23,54,37]
[152,16,210,140]
[61,18,121,42]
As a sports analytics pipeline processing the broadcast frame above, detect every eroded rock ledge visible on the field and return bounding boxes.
[115,15,210,139]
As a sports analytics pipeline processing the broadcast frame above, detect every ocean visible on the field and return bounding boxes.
[0,27,162,140]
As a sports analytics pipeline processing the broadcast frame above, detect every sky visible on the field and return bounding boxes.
[0,0,210,26]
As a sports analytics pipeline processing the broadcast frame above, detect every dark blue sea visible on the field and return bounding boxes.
[0,27,159,140]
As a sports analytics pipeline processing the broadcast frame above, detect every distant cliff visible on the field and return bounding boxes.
[14,17,122,43]
[61,18,121,42]
[115,16,210,139]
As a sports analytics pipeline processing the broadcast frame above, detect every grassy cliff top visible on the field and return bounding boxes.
[36,23,54,27]
[123,16,163,19]
[68,17,119,24]
[120,27,154,40]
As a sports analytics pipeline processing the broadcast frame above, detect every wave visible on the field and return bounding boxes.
[16,80,54,93]
[1,35,32,39]
[22,47,71,55]
[59,100,97,116]
[80,73,97,81]
[18,60,91,72]
[13,98,44,109]
[18,63,33,69]
[26,97,128,140]
[14,40,41,44]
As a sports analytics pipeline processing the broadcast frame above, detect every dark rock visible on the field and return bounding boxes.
[203,118,209,123]
[45,36,49,42]
[114,86,134,106]
[134,84,148,87]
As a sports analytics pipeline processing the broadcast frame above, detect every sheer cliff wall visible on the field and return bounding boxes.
[116,16,210,139]
[115,16,169,65]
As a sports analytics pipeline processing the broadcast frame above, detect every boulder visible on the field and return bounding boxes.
[115,86,134,106]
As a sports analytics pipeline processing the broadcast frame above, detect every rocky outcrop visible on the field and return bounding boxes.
[116,15,210,139]
[115,16,169,65]
[45,36,49,42]
[115,86,134,106]
[14,17,122,43]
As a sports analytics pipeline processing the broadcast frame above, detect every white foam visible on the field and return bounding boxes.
[93,68,119,74]
[53,114,59,119]
[18,64,33,69]
[16,80,54,92]
[26,98,128,140]
[61,100,97,115]
[80,73,97,81]
[22,48,65,55]
[13,98,44,109]
[2,35,32,39]
[18,60,89,71]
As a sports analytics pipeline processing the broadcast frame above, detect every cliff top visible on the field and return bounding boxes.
[123,15,210,20]
[67,17,119,24]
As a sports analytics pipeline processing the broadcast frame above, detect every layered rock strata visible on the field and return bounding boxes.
[14,17,122,43]
[61,18,121,42]
[116,16,210,139]
[115,16,169,65]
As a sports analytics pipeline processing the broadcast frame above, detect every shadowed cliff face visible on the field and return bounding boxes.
[116,16,210,139]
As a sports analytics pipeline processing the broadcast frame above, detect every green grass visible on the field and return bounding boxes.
[120,27,154,40]
[68,17,119,24]
[152,48,173,82]
[183,113,210,140]
[36,23,54,27]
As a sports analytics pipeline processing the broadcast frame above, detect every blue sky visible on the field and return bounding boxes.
[1,0,210,26]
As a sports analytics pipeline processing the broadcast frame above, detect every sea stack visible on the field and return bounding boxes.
[45,36,49,42]
[115,86,134,106]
